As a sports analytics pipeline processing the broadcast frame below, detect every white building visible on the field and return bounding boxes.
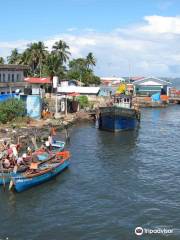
[0,64,28,94]
[100,77,125,86]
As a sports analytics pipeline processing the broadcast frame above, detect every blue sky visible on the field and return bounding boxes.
[0,0,179,40]
[1,0,180,76]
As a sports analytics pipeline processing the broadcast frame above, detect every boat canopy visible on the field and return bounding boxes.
[113,94,132,108]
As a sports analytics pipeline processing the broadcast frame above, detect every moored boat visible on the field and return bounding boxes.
[12,151,70,192]
[99,94,140,132]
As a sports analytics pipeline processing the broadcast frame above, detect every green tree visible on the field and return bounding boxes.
[21,42,48,76]
[0,57,5,64]
[52,40,71,65]
[76,96,89,108]
[86,52,96,69]
[7,48,21,64]
[42,53,66,80]
[68,57,100,86]
[0,99,25,123]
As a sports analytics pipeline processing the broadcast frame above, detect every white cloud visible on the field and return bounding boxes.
[139,15,180,34]
[1,16,180,77]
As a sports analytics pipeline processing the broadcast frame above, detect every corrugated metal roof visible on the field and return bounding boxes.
[133,77,171,85]
[57,86,100,94]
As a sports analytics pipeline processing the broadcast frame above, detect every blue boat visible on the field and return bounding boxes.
[51,140,65,152]
[99,95,140,132]
[0,166,26,185]
[13,152,70,192]
[0,152,56,185]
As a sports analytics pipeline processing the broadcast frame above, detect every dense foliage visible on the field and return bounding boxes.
[0,40,100,86]
[76,96,89,108]
[0,99,26,123]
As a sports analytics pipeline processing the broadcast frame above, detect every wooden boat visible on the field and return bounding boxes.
[33,140,65,160]
[0,165,26,185]
[51,140,65,152]
[12,151,70,192]
[0,152,56,185]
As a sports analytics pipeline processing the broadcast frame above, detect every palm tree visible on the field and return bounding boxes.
[21,42,47,76]
[43,53,66,80]
[0,57,5,64]
[7,49,21,64]
[52,40,71,65]
[86,52,96,69]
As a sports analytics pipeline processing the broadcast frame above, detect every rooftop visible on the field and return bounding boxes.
[0,64,28,70]
[57,86,100,94]
[24,77,51,84]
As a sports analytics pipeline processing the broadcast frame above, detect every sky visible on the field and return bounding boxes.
[1,0,180,77]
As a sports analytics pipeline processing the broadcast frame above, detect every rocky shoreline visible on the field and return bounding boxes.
[0,111,93,149]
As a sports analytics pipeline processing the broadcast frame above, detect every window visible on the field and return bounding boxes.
[8,74,10,82]
[12,74,14,82]
[3,73,5,82]
[16,74,19,81]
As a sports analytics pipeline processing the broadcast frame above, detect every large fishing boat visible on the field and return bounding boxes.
[98,94,140,132]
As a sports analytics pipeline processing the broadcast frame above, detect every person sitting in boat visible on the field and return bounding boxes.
[3,158,11,169]
[27,146,32,156]
[10,144,18,158]
[45,135,53,151]
[16,157,24,166]
[7,145,13,158]
[50,126,56,143]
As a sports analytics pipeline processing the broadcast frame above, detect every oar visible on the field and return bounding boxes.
[8,168,14,191]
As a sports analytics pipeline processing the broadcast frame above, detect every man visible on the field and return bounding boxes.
[3,158,11,168]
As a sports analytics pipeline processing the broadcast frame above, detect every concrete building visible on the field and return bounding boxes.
[24,77,51,95]
[0,64,28,94]
[133,77,171,96]
[100,77,125,86]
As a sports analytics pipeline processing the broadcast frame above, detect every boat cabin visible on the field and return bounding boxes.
[113,95,132,108]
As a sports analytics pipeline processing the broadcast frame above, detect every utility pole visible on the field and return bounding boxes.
[53,76,58,118]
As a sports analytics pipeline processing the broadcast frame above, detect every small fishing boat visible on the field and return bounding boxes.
[12,151,70,192]
[0,166,26,185]
[0,152,56,185]
[51,140,65,152]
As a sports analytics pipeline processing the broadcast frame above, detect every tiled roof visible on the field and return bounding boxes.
[24,77,51,84]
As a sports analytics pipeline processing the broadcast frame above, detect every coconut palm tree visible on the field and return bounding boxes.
[7,49,21,64]
[43,53,66,80]
[86,52,96,69]
[0,57,5,64]
[21,42,48,76]
[52,40,71,65]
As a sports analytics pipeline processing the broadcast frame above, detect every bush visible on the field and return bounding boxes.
[0,99,26,123]
[76,96,89,109]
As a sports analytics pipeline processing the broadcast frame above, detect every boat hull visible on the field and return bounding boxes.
[99,106,139,132]
[14,159,70,192]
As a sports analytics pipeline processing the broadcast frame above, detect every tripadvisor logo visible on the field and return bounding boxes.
[135,227,143,236]
[135,226,173,236]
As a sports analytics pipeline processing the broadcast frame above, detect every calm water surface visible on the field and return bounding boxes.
[0,105,180,240]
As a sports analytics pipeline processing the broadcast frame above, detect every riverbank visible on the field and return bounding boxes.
[0,111,92,148]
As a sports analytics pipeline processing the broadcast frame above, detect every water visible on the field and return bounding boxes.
[0,105,180,240]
